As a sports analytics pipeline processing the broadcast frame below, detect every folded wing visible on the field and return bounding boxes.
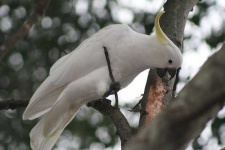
[23,24,129,120]
[30,67,109,150]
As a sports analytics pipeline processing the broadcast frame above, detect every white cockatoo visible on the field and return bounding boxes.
[23,11,182,150]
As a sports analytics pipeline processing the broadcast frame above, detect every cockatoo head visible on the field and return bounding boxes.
[153,11,183,80]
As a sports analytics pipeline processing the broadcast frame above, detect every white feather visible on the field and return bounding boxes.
[23,77,65,120]
[23,24,131,120]
[30,67,109,150]
[24,19,183,149]
[49,53,70,75]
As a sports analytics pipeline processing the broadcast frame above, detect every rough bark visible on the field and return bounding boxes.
[139,0,199,127]
[0,99,29,110]
[125,43,225,150]
[139,70,167,128]
[87,99,133,147]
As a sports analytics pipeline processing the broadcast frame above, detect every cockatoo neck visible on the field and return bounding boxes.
[112,31,161,87]
[126,31,163,71]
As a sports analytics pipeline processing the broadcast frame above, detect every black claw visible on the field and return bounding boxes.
[103,81,121,97]
[110,81,121,93]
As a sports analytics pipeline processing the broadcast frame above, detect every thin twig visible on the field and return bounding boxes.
[103,46,119,107]
[0,99,29,110]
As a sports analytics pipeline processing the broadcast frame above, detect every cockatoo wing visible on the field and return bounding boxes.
[23,54,72,119]
[30,67,109,150]
[23,78,66,120]
[23,24,130,120]
[49,53,70,75]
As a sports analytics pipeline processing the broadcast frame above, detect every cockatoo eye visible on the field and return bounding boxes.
[168,59,173,64]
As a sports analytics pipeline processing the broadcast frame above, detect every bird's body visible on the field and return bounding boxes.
[23,11,183,150]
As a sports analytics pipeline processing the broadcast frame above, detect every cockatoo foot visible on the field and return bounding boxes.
[103,81,120,97]
[109,81,121,94]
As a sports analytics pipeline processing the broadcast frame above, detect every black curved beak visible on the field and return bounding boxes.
[156,68,177,80]
[167,69,177,80]
[156,68,167,78]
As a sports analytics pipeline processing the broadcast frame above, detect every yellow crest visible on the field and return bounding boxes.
[155,11,168,44]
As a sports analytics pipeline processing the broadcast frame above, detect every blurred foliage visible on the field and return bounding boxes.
[0,0,224,150]
[0,0,151,149]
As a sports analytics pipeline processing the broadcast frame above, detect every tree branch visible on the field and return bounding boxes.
[0,97,133,147]
[139,70,167,128]
[0,0,51,60]
[125,43,225,150]
[87,99,133,147]
[139,0,199,128]
[0,99,29,110]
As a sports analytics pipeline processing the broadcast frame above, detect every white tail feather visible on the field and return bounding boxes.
[30,121,64,150]
[23,77,65,120]
[30,98,83,150]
